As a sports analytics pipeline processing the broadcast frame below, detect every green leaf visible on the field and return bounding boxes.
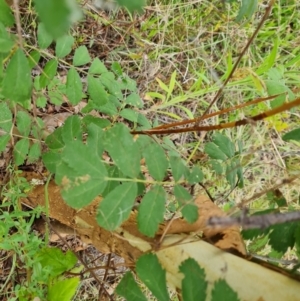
[100,72,123,99]
[0,22,15,53]
[61,116,82,143]
[28,143,41,163]
[210,160,223,174]
[28,50,41,69]
[97,182,137,231]
[111,61,123,76]
[55,34,74,58]
[82,116,110,128]
[174,185,198,223]
[45,127,65,150]
[37,247,77,277]
[66,67,82,105]
[86,123,104,156]
[14,138,29,166]
[87,75,108,106]
[0,0,14,27]
[42,151,61,174]
[48,277,79,301]
[136,254,169,301]
[0,102,12,132]
[170,156,189,182]
[235,0,257,22]
[0,134,10,152]
[282,128,300,141]
[40,59,58,88]
[102,166,121,197]
[60,140,107,208]
[120,108,139,122]
[2,49,32,103]
[104,124,141,178]
[226,161,238,189]
[179,258,207,301]
[212,133,235,158]
[89,58,108,74]
[205,142,227,161]
[143,142,168,181]
[187,166,204,184]
[116,271,147,301]
[211,279,240,301]
[137,186,166,237]
[124,93,144,108]
[73,45,91,66]
[34,0,80,39]
[269,222,299,253]
[37,22,53,49]
[16,111,31,137]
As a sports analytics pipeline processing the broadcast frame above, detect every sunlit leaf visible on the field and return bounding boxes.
[48,277,79,301]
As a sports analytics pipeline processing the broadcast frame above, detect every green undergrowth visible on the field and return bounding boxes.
[0,0,300,300]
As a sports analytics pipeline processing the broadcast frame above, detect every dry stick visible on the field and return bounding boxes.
[132,96,300,135]
[196,0,276,122]
[151,93,281,130]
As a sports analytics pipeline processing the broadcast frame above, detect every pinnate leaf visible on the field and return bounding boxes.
[116,271,147,301]
[137,186,166,237]
[2,49,32,103]
[136,253,169,301]
[66,67,82,105]
[104,124,141,178]
[180,258,207,301]
[59,140,107,208]
[55,34,74,58]
[211,279,240,301]
[97,182,137,231]
[73,45,91,66]
[143,142,168,181]
[14,138,29,166]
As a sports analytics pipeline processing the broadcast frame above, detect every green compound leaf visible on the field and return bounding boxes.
[104,124,141,178]
[212,133,235,158]
[0,102,12,132]
[89,58,108,75]
[169,156,189,182]
[97,182,137,231]
[116,271,147,301]
[211,279,240,301]
[143,142,168,181]
[37,247,77,277]
[59,140,107,208]
[137,185,166,237]
[34,0,79,39]
[2,49,32,103]
[124,92,143,108]
[37,22,53,49]
[66,67,82,105]
[48,277,79,301]
[136,254,169,301]
[180,258,207,301]
[39,58,58,88]
[0,0,14,27]
[0,22,15,53]
[16,111,31,137]
[282,128,300,142]
[174,185,198,223]
[55,34,74,58]
[28,143,41,163]
[61,115,82,143]
[87,75,109,107]
[73,45,91,66]
[14,138,29,166]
